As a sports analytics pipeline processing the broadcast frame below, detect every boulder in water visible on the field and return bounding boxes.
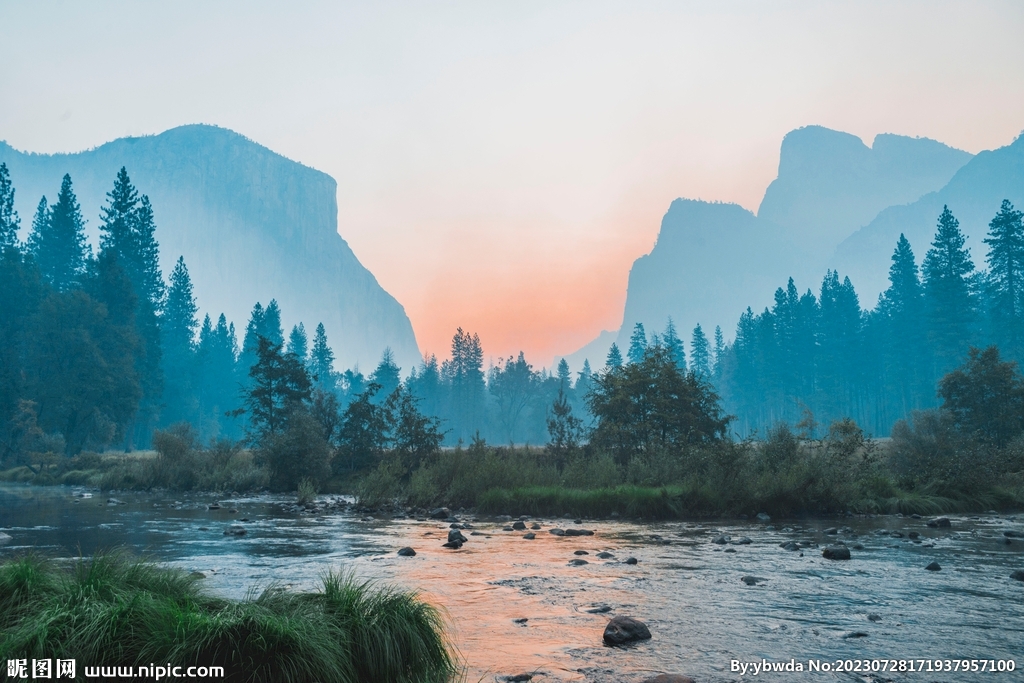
[441,540,463,549]
[549,528,566,536]
[822,546,851,560]
[223,525,247,536]
[512,520,527,530]
[523,533,536,540]
[1010,570,1024,582]
[565,528,594,536]
[596,551,615,559]
[428,507,451,520]
[927,517,951,528]
[447,529,468,544]
[603,615,652,645]
[756,512,771,522]
[925,561,942,571]
[712,534,730,545]
[0,532,12,545]
[741,576,762,586]
[397,547,416,556]
[568,558,589,566]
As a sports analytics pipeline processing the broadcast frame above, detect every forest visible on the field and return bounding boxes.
[1,162,1023,514]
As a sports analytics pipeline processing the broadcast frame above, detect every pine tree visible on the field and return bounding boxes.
[161,256,199,426]
[132,196,164,308]
[369,347,401,399]
[263,299,285,347]
[28,175,89,291]
[99,169,163,308]
[442,327,485,442]
[878,234,927,415]
[690,323,711,379]
[556,358,571,389]
[661,318,686,370]
[627,323,647,364]
[984,200,1024,360]
[287,323,308,364]
[923,205,976,375]
[605,343,623,369]
[0,163,20,249]
[712,325,725,381]
[310,322,336,389]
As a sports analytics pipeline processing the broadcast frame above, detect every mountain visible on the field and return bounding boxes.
[558,126,974,371]
[0,125,421,372]
[832,132,1024,303]
[759,126,972,251]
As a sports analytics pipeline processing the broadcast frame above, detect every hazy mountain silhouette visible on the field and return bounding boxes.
[832,131,1024,303]
[0,125,420,372]
[558,126,973,371]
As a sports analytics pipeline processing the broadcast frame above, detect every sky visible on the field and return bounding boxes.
[2,1,1024,367]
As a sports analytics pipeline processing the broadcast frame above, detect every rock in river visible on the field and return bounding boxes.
[549,528,566,536]
[712,535,730,544]
[603,615,652,645]
[925,561,942,571]
[223,525,247,536]
[625,557,638,565]
[927,517,951,528]
[447,529,468,544]
[523,533,536,540]
[0,532,12,545]
[822,545,851,560]
[429,507,451,519]
[569,558,589,566]
[565,528,594,537]
[1010,570,1024,582]
[741,576,762,586]
[756,512,771,522]
[397,547,416,556]
[512,520,527,530]
[596,551,615,559]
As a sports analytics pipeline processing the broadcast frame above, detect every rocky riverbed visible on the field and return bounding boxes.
[1,483,1022,682]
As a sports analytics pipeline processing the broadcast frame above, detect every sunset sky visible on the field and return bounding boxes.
[3,1,1023,368]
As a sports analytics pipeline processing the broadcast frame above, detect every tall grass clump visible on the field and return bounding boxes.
[0,553,457,683]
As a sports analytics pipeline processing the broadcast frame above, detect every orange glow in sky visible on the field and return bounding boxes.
[3,2,1024,368]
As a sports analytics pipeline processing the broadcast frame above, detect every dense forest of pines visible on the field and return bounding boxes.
[1,161,1023,469]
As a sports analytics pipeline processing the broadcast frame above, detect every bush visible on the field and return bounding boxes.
[259,412,332,492]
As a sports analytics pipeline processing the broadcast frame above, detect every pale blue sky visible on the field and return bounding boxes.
[2,1,1022,361]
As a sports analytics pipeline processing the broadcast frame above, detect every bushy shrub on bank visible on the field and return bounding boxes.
[0,553,456,683]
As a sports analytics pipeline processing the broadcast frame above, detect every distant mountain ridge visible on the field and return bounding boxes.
[557,126,976,371]
[832,131,1024,303]
[0,125,421,372]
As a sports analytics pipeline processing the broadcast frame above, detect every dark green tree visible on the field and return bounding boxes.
[369,347,402,400]
[241,336,312,443]
[383,386,445,472]
[588,344,730,463]
[923,206,976,375]
[335,383,387,471]
[661,318,686,370]
[983,200,1024,360]
[877,234,928,416]
[488,351,537,443]
[605,342,623,369]
[263,299,284,347]
[442,327,485,443]
[938,346,1023,447]
[546,385,584,459]
[627,322,647,364]
[309,322,336,390]
[0,163,20,249]
[287,323,308,365]
[161,257,199,426]
[712,325,725,383]
[28,175,89,292]
[690,323,711,379]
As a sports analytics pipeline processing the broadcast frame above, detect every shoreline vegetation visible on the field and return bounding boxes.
[0,553,456,683]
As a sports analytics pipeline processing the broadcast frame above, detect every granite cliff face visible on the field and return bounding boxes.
[559,126,974,371]
[0,125,420,372]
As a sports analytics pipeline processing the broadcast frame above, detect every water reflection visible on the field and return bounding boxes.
[1,483,1022,683]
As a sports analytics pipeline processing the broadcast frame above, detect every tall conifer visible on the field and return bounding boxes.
[923,206,976,374]
[28,175,89,291]
[984,200,1024,360]
[0,163,20,249]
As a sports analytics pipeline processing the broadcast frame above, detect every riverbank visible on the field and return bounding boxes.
[0,552,456,683]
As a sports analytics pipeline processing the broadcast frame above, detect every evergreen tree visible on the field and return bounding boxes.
[99,169,164,308]
[263,299,285,347]
[984,200,1024,360]
[196,313,240,439]
[878,234,928,415]
[161,257,199,426]
[442,327,485,442]
[690,323,711,379]
[627,322,647,364]
[132,196,164,307]
[0,163,20,249]
[242,337,312,443]
[369,347,402,399]
[287,323,308,364]
[309,322,336,390]
[605,343,623,369]
[661,318,686,370]
[238,302,266,387]
[556,358,571,389]
[488,351,537,443]
[28,175,89,292]
[923,206,976,375]
[712,325,725,381]
[406,354,444,420]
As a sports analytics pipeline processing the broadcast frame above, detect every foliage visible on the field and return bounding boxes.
[0,553,456,683]
[938,346,1024,446]
[260,411,332,491]
[242,336,313,443]
[588,344,729,463]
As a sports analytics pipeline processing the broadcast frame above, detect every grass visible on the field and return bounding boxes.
[0,553,457,683]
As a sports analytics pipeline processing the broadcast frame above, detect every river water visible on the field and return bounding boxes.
[1,483,1022,683]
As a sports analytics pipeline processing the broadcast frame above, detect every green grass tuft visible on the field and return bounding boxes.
[0,553,457,683]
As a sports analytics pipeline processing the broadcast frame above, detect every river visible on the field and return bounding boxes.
[1,483,1022,683]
